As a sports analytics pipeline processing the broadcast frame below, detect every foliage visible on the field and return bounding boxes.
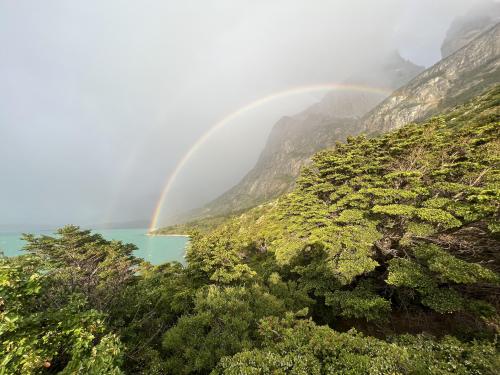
[193,86,500,324]
[214,313,499,374]
[0,255,123,374]
[22,225,140,311]
[161,284,286,374]
[186,222,256,284]
[325,281,391,321]
[150,212,242,236]
[108,262,195,374]
[59,334,124,375]
[1,87,500,374]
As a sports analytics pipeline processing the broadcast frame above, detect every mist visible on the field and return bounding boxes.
[0,0,489,230]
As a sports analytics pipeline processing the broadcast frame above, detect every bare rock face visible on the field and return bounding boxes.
[362,23,500,134]
[190,53,424,219]
[441,1,500,58]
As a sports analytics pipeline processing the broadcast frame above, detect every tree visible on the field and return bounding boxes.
[162,284,285,374]
[188,87,500,330]
[214,313,499,375]
[22,225,140,311]
[0,255,123,374]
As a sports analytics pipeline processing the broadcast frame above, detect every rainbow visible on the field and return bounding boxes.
[149,83,392,231]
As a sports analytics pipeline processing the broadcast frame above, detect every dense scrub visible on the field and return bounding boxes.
[193,86,500,332]
[1,87,499,373]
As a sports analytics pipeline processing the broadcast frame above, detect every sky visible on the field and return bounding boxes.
[0,0,491,230]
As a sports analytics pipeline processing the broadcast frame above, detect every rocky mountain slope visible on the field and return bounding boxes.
[441,1,500,58]
[362,22,500,134]
[188,53,424,219]
[163,17,500,227]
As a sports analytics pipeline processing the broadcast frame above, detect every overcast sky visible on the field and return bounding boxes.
[0,0,491,230]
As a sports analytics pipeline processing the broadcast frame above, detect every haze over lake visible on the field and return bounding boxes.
[0,228,188,265]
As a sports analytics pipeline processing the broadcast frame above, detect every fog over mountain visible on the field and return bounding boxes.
[0,0,492,230]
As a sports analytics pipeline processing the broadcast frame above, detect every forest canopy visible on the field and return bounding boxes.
[1,87,499,374]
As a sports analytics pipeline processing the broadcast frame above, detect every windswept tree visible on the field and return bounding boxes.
[22,225,140,311]
[1,226,140,373]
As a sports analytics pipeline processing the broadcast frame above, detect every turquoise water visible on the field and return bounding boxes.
[0,228,188,265]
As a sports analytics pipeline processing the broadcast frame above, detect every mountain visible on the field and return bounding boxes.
[161,20,500,229]
[362,22,500,134]
[441,1,500,58]
[183,53,424,220]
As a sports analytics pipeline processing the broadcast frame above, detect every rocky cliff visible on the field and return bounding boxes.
[189,53,424,219]
[441,1,500,58]
[362,22,500,134]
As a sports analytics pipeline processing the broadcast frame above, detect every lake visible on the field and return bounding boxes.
[0,228,189,265]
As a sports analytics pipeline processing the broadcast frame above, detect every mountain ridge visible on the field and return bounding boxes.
[159,20,500,230]
[441,1,500,58]
[362,22,500,134]
[173,53,424,223]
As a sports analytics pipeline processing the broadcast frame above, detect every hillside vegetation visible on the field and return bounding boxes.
[151,211,245,236]
[1,87,499,374]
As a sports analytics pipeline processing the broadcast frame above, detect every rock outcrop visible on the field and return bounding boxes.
[362,23,500,134]
[441,1,500,58]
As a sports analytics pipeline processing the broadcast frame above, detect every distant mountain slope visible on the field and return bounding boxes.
[362,22,500,134]
[187,53,424,220]
[441,1,500,58]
